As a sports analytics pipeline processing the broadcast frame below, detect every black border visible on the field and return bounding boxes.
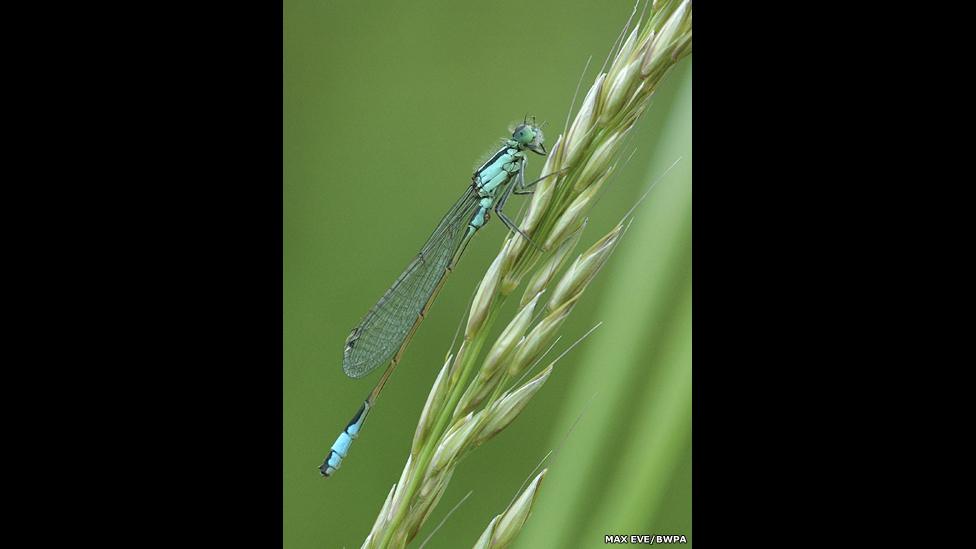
[32,0,831,543]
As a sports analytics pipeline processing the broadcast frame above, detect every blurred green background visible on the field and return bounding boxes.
[284,1,691,547]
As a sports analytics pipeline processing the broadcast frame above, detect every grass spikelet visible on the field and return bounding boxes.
[475,365,553,445]
[561,73,604,172]
[482,470,548,549]
[466,238,508,336]
[507,302,574,378]
[544,182,599,249]
[455,291,542,417]
[471,516,499,549]
[520,219,586,308]
[429,413,477,475]
[412,356,451,455]
[549,223,624,311]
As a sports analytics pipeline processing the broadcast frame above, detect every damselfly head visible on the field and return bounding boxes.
[511,120,547,156]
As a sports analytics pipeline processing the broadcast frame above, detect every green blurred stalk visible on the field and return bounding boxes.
[588,283,691,534]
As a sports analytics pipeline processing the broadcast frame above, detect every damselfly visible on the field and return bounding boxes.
[321,120,549,477]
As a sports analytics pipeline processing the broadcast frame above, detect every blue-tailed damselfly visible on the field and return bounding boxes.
[321,120,549,477]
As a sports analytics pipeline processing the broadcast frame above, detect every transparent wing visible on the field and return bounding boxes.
[342,187,481,378]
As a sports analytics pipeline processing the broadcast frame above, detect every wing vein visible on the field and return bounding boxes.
[342,187,481,378]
